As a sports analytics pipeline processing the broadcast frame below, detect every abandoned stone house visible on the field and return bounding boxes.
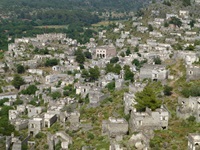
[139,64,168,81]
[47,131,72,150]
[28,69,43,75]
[149,31,163,38]
[5,133,28,150]
[28,117,43,136]
[10,119,28,131]
[129,82,146,93]
[175,51,199,65]
[186,66,200,81]
[45,74,68,84]
[166,13,178,20]
[75,84,91,98]
[102,117,128,139]
[36,33,66,43]
[123,93,136,115]
[177,97,200,122]
[44,113,57,128]
[95,45,116,58]
[109,142,123,150]
[89,89,109,107]
[179,10,189,18]
[0,92,17,100]
[188,133,200,150]
[27,106,43,118]
[129,105,169,132]
[67,111,80,130]
[128,132,150,150]
[9,110,19,121]
[52,65,61,72]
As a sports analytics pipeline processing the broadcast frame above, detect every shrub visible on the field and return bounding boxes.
[12,74,25,89]
[51,91,61,100]
[21,85,38,95]
[110,57,119,64]
[164,85,173,96]
[187,116,196,122]
[106,81,115,92]
[35,132,44,138]
[45,58,59,67]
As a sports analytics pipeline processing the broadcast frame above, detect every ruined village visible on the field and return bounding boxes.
[1,1,200,150]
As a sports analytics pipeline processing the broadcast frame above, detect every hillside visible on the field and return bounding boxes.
[0,0,149,12]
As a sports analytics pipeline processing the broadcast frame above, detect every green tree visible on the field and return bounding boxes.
[120,52,125,57]
[0,98,9,106]
[132,59,140,67]
[51,91,61,100]
[13,99,23,105]
[114,64,122,74]
[148,24,153,31]
[182,0,191,6]
[126,48,131,56]
[185,44,195,51]
[105,63,121,75]
[84,51,92,59]
[0,86,2,93]
[135,86,162,111]
[164,22,169,27]
[45,59,59,67]
[106,81,115,92]
[16,64,25,74]
[189,20,195,28]
[89,66,100,81]
[110,57,119,64]
[12,74,25,89]
[164,85,173,96]
[21,85,38,95]
[3,63,9,72]
[124,65,134,82]
[169,17,182,27]
[81,69,89,78]
[134,45,139,52]
[172,43,183,50]
[75,49,85,64]
[163,0,171,6]
[181,83,200,98]
[153,57,162,64]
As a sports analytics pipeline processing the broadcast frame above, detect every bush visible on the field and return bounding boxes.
[120,52,125,57]
[84,51,92,59]
[185,44,195,51]
[164,85,173,96]
[0,98,9,106]
[163,0,171,6]
[126,48,131,56]
[87,132,94,140]
[187,116,196,122]
[181,84,200,98]
[16,64,25,74]
[169,17,182,27]
[110,57,119,64]
[35,132,44,138]
[13,99,23,105]
[21,85,38,95]
[51,91,61,100]
[182,0,191,6]
[106,81,115,91]
[154,57,161,64]
[45,58,59,67]
[12,74,25,89]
